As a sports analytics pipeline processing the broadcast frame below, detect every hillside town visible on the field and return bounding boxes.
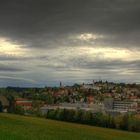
[0,80,140,116]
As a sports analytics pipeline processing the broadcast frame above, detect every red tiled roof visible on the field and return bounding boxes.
[15,98,32,106]
[15,98,29,101]
[16,101,32,106]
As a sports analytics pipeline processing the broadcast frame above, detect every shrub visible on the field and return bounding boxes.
[0,101,3,112]
[46,108,140,132]
[13,105,25,115]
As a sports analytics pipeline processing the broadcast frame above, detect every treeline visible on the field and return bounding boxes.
[46,109,140,132]
[9,105,140,132]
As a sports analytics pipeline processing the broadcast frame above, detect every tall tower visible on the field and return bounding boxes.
[60,81,62,87]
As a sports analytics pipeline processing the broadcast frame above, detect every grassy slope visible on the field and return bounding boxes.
[0,113,140,140]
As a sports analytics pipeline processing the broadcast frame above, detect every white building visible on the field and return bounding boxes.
[40,102,105,114]
[113,100,137,112]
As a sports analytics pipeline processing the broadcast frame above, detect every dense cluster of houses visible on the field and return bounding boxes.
[40,81,140,115]
[0,81,140,116]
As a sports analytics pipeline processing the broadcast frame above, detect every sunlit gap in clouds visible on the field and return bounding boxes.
[70,32,139,61]
[77,33,104,41]
[80,47,139,61]
[0,37,28,56]
[49,46,139,62]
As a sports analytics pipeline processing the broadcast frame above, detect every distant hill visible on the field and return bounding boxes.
[0,113,140,140]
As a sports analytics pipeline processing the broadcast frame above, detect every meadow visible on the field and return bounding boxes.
[0,113,140,140]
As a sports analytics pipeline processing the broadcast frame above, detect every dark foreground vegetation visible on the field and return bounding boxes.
[11,105,140,132]
[46,108,140,132]
[0,96,137,133]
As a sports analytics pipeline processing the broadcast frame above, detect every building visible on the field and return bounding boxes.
[82,83,101,90]
[15,98,32,109]
[113,100,137,112]
[104,98,138,114]
[104,98,114,110]
[86,96,94,104]
[40,102,105,115]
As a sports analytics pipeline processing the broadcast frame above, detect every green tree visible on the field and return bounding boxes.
[73,109,83,123]
[81,111,92,124]
[7,95,15,113]
[14,105,25,115]
[0,101,3,112]
[120,114,129,130]
[47,109,57,119]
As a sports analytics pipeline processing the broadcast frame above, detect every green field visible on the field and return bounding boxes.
[0,113,140,140]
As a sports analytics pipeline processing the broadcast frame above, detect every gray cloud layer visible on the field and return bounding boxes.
[0,64,25,72]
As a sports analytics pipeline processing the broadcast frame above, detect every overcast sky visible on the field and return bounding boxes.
[0,0,140,87]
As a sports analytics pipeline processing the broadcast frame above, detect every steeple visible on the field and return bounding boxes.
[60,81,62,87]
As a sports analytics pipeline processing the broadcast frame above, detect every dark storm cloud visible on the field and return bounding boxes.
[0,0,140,48]
[0,54,38,61]
[68,58,140,70]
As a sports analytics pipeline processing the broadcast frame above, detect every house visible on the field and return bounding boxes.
[86,96,94,104]
[15,98,32,109]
